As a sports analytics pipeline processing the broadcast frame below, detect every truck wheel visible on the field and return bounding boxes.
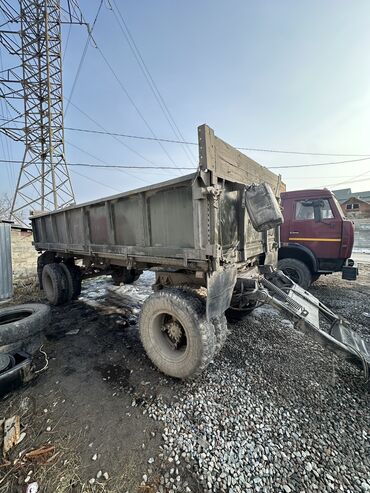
[311,274,321,283]
[61,263,82,300]
[139,288,216,379]
[226,301,257,322]
[213,315,229,354]
[278,258,312,290]
[42,263,69,306]
[111,267,141,286]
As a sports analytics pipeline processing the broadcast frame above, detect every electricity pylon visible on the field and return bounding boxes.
[0,1,82,222]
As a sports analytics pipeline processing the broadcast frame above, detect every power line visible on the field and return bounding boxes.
[73,4,181,170]
[1,158,193,170]
[64,126,370,158]
[3,156,370,170]
[268,157,370,169]
[64,0,103,116]
[108,0,196,166]
[66,139,149,184]
[65,99,174,172]
[70,168,123,193]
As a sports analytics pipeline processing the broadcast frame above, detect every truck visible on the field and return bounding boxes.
[31,125,369,380]
[278,189,357,289]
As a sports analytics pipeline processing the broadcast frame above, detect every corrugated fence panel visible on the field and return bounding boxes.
[0,223,13,300]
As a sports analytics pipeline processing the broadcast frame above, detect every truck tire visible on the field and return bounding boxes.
[278,258,312,290]
[311,274,321,283]
[213,315,229,354]
[139,288,216,379]
[42,263,69,306]
[111,267,141,286]
[171,286,229,355]
[226,301,257,322]
[0,304,51,354]
[61,263,82,300]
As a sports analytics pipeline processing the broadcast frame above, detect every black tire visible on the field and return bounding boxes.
[212,315,229,354]
[37,251,56,289]
[111,267,141,286]
[0,304,51,353]
[139,288,216,379]
[42,263,69,305]
[311,274,321,283]
[226,301,257,322]
[278,258,312,290]
[61,263,82,300]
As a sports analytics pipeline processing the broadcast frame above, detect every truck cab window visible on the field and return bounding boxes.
[319,199,334,219]
[295,201,314,220]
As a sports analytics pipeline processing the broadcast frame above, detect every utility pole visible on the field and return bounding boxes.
[0,1,79,223]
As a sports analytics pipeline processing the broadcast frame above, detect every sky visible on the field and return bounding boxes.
[1,0,370,205]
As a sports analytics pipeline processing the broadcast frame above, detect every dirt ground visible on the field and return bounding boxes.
[0,260,369,493]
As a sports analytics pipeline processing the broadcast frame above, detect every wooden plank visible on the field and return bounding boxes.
[3,415,20,456]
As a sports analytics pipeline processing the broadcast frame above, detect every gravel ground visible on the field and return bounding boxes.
[142,270,370,493]
[0,266,369,492]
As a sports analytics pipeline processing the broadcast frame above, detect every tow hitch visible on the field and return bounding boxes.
[241,267,370,379]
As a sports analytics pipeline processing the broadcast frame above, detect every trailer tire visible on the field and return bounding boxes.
[62,263,82,300]
[139,288,216,379]
[213,315,229,354]
[111,267,141,286]
[278,258,312,290]
[42,263,69,306]
[0,303,51,354]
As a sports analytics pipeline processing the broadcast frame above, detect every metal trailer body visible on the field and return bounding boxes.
[32,125,283,318]
[31,125,369,380]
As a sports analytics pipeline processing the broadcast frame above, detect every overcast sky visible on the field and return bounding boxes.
[1,0,370,203]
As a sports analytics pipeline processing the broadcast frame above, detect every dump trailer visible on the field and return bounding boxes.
[31,125,369,380]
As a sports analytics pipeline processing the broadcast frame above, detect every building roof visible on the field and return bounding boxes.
[1,220,32,232]
[333,188,370,204]
[332,188,352,203]
[341,196,370,206]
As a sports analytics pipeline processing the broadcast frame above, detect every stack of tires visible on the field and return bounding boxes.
[0,304,51,355]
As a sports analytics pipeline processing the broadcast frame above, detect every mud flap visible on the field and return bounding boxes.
[257,268,370,378]
[206,266,237,320]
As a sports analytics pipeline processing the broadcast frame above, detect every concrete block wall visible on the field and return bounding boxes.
[11,228,38,280]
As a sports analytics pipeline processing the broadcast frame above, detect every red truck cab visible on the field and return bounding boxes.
[279,189,357,289]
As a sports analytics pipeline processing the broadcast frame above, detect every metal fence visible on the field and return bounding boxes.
[0,223,13,300]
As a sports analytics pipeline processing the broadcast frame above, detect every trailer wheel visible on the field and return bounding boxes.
[226,301,257,322]
[139,288,216,379]
[213,315,229,354]
[42,263,69,306]
[111,267,141,286]
[278,258,312,290]
[61,263,82,300]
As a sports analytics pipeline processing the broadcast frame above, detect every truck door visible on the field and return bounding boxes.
[289,199,342,259]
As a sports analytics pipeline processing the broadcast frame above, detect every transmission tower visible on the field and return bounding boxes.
[0,0,82,222]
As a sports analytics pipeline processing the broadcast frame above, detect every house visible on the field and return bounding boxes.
[333,188,370,219]
[340,196,370,219]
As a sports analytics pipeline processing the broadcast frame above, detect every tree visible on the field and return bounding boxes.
[0,194,11,220]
